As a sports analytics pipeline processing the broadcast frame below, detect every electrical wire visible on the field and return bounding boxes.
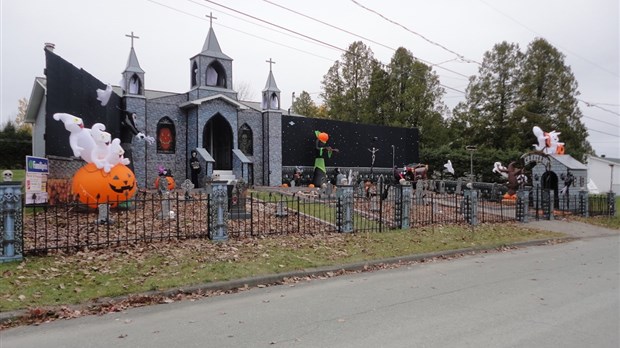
[349,0,481,65]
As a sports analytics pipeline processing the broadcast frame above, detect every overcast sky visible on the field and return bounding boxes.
[1,0,618,157]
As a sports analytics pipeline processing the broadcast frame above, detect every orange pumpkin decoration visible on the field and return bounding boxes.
[308,184,315,188]
[317,132,329,143]
[154,176,176,191]
[72,163,137,208]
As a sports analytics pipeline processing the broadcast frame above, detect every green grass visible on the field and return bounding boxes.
[250,190,380,229]
[0,223,564,312]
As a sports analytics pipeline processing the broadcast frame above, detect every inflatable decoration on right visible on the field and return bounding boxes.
[532,126,565,155]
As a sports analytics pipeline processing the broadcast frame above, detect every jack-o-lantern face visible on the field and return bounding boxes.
[72,163,137,208]
[159,127,173,151]
[154,176,176,191]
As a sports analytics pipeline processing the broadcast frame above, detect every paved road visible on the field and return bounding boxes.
[2,222,618,347]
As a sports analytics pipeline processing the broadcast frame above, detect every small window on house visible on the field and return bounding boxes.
[238,123,253,156]
[157,117,176,154]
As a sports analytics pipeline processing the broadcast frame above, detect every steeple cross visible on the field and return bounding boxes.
[206,12,217,27]
[266,58,276,71]
[125,31,140,48]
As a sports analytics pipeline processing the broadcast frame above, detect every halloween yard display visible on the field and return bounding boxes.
[312,131,338,187]
[493,161,526,199]
[54,112,137,208]
[72,163,137,208]
[532,126,565,155]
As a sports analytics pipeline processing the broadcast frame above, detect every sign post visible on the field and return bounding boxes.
[25,156,49,205]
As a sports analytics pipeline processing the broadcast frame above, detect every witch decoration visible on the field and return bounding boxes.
[312,131,338,187]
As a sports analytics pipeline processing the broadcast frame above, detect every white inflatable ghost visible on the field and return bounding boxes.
[53,113,95,162]
[443,160,455,175]
[90,123,112,170]
[103,138,130,173]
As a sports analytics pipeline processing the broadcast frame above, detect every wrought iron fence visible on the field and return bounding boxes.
[23,191,211,255]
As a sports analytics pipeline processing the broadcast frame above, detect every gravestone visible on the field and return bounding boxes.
[230,180,250,219]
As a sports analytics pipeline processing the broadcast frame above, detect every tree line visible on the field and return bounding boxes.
[1,98,32,169]
[292,38,592,181]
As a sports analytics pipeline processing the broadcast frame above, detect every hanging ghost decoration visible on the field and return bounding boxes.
[96,83,113,106]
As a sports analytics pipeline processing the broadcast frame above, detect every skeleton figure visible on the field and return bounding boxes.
[3,170,13,181]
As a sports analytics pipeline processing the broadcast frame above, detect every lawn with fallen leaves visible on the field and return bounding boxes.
[0,222,567,329]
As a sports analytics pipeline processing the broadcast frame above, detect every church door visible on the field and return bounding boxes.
[541,171,559,208]
[203,114,233,170]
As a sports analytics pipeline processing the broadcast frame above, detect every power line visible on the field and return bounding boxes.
[582,114,620,128]
[587,128,619,138]
[349,0,481,65]
[578,99,620,117]
[261,0,471,81]
[479,0,619,78]
[148,0,336,61]
[199,0,467,94]
[203,0,348,53]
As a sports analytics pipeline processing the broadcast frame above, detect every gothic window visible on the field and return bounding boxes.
[270,92,279,109]
[191,61,198,87]
[238,123,253,156]
[129,74,141,94]
[205,61,226,88]
[156,117,176,154]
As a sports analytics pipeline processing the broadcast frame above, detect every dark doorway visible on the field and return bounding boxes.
[541,171,559,208]
[203,114,233,170]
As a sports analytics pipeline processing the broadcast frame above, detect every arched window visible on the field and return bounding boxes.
[191,61,198,87]
[157,117,176,154]
[238,123,253,156]
[270,92,279,109]
[205,61,226,88]
[129,74,142,94]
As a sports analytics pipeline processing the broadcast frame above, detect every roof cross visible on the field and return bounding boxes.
[125,31,140,48]
[206,12,217,27]
[266,58,276,71]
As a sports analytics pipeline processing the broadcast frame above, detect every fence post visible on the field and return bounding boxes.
[0,182,23,263]
[336,185,353,233]
[578,190,589,217]
[541,189,554,220]
[516,189,529,223]
[463,188,478,225]
[394,183,412,229]
[608,192,616,216]
[209,182,229,241]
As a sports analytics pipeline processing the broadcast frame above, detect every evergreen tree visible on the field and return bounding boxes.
[292,91,320,117]
[363,60,391,125]
[321,41,376,121]
[385,47,449,145]
[450,42,523,149]
[517,38,592,160]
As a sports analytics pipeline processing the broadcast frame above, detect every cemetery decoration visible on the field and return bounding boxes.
[492,161,525,199]
[312,131,338,187]
[154,165,176,191]
[95,83,113,106]
[189,150,202,188]
[532,126,565,155]
[443,160,455,175]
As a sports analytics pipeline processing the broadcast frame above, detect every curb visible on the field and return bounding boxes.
[0,236,575,326]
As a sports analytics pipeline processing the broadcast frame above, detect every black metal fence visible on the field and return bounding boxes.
[23,191,211,255]
[17,183,615,257]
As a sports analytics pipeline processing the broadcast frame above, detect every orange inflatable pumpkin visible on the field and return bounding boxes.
[154,176,176,191]
[317,132,329,143]
[72,163,137,208]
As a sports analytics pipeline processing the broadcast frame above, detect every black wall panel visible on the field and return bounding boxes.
[282,115,419,169]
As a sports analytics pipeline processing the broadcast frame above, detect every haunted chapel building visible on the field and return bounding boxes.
[26,21,419,196]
